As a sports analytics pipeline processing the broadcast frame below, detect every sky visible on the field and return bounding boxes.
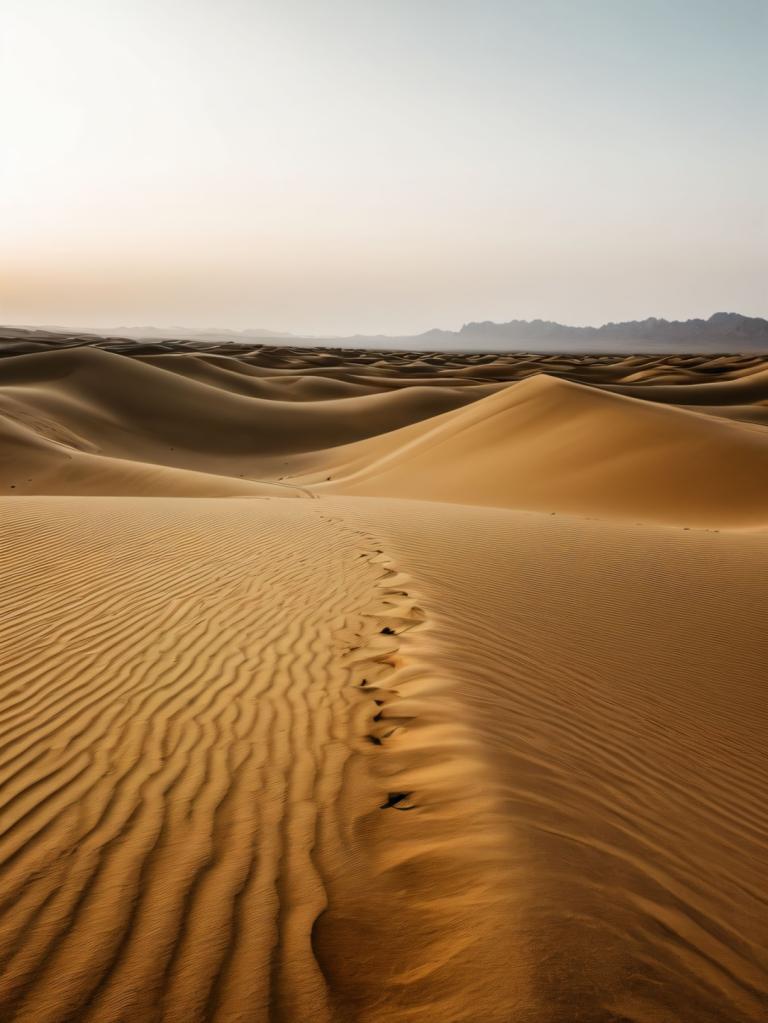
[1,0,766,336]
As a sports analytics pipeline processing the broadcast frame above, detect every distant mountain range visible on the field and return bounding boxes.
[404,313,768,352]
[2,312,767,353]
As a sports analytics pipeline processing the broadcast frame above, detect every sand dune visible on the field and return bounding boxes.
[0,348,487,490]
[606,365,768,404]
[3,346,768,522]
[0,335,766,1021]
[311,375,768,526]
[0,498,523,1023]
[0,413,283,497]
[340,497,768,1022]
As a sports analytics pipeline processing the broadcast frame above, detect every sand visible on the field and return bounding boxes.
[0,338,766,1022]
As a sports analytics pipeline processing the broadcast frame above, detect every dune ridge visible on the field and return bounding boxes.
[2,345,767,526]
[337,497,768,1022]
[2,493,765,1020]
[0,497,525,1022]
[310,375,768,526]
[0,338,766,1021]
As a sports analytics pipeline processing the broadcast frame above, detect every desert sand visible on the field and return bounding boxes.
[0,338,766,1022]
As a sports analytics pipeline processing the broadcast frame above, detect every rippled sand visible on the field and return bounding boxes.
[1,340,766,1021]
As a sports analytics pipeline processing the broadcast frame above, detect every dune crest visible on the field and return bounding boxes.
[310,374,768,526]
[1,336,766,1021]
[2,344,768,526]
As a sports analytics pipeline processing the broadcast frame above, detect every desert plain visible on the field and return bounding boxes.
[0,336,766,1022]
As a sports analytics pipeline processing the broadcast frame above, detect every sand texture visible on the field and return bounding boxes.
[0,339,766,1022]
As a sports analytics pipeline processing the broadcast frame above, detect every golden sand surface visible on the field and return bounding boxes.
[1,340,766,1021]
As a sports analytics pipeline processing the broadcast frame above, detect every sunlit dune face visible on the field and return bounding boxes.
[0,342,767,1020]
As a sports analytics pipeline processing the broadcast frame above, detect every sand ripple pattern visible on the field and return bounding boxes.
[0,497,461,1022]
[345,497,768,1023]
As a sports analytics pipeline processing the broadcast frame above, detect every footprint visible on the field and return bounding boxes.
[379,792,415,811]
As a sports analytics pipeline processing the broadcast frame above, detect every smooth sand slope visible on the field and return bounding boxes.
[0,347,486,490]
[340,498,768,1022]
[309,375,768,525]
[0,337,766,1022]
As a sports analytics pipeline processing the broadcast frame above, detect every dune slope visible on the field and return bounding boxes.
[311,375,768,526]
[0,340,767,1022]
[0,497,523,1023]
[338,496,768,1022]
[0,347,484,486]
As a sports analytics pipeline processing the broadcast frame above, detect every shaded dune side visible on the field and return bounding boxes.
[0,497,524,1023]
[0,347,485,474]
[138,354,389,400]
[0,414,284,497]
[586,366,768,425]
[308,375,768,526]
[311,514,527,1023]
[138,353,505,395]
[2,346,767,513]
[605,365,768,404]
[340,497,768,1023]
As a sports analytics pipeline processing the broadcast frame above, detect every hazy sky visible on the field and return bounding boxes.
[2,0,766,335]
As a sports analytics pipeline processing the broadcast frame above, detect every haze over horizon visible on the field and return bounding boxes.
[5,309,768,344]
[2,0,766,335]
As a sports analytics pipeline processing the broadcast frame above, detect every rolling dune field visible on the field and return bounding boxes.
[0,337,766,1022]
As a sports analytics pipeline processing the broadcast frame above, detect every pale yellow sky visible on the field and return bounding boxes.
[1,0,766,335]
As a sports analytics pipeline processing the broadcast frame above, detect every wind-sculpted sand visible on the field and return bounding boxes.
[0,336,766,1021]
